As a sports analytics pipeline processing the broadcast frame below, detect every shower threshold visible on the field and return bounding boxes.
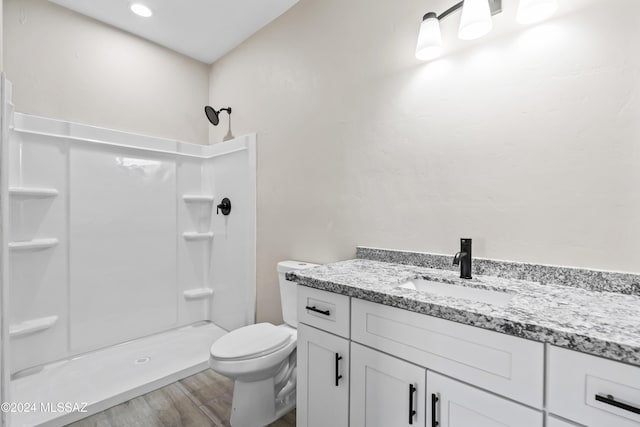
[9,322,227,427]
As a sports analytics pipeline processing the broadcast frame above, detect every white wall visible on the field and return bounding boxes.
[4,0,209,144]
[208,0,640,323]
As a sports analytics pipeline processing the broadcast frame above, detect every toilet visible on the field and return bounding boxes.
[209,260,318,427]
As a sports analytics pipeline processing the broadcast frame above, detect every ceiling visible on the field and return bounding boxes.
[49,0,299,64]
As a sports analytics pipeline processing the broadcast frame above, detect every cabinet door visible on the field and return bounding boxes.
[351,342,426,427]
[297,324,349,427]
[427,371,543,427]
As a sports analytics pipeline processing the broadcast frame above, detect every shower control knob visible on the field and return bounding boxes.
[217,198,231,216]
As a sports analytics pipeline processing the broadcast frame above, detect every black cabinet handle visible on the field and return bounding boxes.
[431,393,439,427]
[595,394,640,415]
[335,353,343,386]
[409,384,417,425]
[305,305,330,316]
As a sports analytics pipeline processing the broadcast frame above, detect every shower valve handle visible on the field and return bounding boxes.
[217,198,231,215]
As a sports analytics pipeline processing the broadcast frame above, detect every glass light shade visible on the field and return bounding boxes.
[516,0,558,24]
[416,13,443,61]
[458,0,493,40]
[130,3,153,17]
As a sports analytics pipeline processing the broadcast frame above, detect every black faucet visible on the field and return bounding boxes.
[452,238,472,279]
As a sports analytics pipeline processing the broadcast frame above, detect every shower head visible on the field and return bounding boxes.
[204,106,232,126]
[205,105,235,142]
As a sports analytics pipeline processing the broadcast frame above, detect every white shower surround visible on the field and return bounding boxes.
[0,103,256,425]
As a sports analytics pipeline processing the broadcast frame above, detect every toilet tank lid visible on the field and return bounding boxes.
[277,260,319,273]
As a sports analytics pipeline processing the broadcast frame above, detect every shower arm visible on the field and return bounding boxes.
[220,107,232,133]
[221,107,234,141]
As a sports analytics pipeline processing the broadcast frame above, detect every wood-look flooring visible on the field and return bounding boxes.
[67,369,295,427]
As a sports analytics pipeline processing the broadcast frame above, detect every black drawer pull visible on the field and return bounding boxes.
[595,394,640,415]
[305,305,330,316]
[409,384,417,424]
[431,393,439,427]
[335,353,343,386]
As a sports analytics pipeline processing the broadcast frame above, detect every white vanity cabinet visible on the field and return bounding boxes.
[296,285,640,427]
[350,343,426,427]
[297,323,349,427]
[297,286,351,427]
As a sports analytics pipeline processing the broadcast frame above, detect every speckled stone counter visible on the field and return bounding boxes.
[287,258,640,367]
[356,247,640,296]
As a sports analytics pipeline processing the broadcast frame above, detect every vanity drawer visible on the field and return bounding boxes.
[297,286,350,338]
[548,346,640,427]
[351,298,544,408]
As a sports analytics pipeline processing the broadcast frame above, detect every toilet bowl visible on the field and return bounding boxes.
[209,260,318,427]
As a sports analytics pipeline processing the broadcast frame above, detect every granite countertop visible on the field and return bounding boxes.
[287,259,640,367]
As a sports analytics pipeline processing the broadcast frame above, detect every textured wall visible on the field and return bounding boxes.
[4,0,209,144]
[208,0,640,323]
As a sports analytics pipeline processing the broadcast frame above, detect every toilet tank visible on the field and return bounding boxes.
[277,260,318,328]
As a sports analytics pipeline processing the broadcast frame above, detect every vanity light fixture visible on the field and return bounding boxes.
[130,3,153,18]
[416,0,557,61]
[459,0,494,40]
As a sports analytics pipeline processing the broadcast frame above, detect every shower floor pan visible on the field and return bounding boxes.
[9,322,227,427]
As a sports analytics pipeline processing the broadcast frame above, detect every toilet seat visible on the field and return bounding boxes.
[210,323,292,361]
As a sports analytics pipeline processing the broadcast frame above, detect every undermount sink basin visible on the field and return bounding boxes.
[398,279,514,307]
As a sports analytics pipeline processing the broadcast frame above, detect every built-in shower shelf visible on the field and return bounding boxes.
[183,232,214,241]
[9,187,59,198]
[9,238,59,251]
[183,195,214,203]
[183,288,214,300]
[10,315,58,338]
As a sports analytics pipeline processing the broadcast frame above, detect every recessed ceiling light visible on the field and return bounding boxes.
[130,3,153,18]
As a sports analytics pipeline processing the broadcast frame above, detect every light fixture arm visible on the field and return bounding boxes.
[438,0,502,20]
[437,1,463,20]
[435,0,502,20]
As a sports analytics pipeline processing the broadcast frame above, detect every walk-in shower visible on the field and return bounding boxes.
[0,79,256,426]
